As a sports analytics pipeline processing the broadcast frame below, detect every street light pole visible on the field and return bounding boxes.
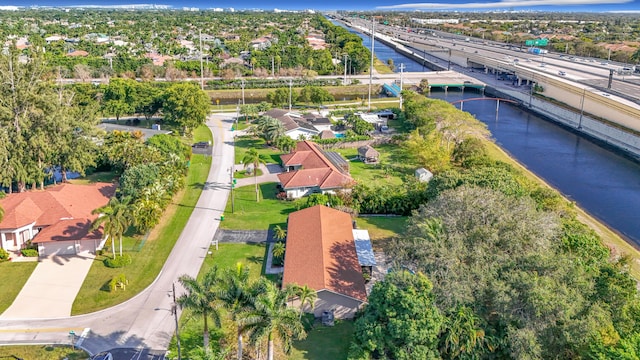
[368,17,375,111]
[229,166,235,213]
[399,63,405,109]
[578,88,586,129]
[172,282,182,360]
[289,79,292,111]
[241,79,245,105]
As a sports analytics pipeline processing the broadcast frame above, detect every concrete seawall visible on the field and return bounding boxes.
[487,86,640,160]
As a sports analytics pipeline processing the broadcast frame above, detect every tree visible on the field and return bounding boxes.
[102,78,137,123]
[267,88,290,108]
[273,225,287,241]
[440,306,488,359]
[295,285,317,320]
[218,263,256,360]
[349,271,443,360]
[272,242,286,260]
[241,149,266,202]
[163,82,210,135]
[239,280,306,360]
[177,266,223,351]
[274,136,296,153]
[91,196,132,259]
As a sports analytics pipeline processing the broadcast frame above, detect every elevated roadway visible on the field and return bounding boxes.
[336,16,640,135]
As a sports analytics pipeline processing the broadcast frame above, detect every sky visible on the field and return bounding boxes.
[3,0,640,11]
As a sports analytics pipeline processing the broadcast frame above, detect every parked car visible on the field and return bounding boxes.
[91,352,113,360]
[558,71,566,76]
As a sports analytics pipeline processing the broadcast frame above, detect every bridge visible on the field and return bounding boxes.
[449,97,520,112]
[382,83,401,97]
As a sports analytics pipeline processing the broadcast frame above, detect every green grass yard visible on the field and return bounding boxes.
[334,148,404,187]
[289,320,355,360]
[222,182,300,230]
[71,125,213,314]
[0,345,88,360]
[234,135,283,165]
[0,262,38,314]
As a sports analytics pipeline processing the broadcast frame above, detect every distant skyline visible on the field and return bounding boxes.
[2,0,640,11]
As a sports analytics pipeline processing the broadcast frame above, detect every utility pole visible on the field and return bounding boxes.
[343,54,348,84]
[368,17,375,111]
[578,88,586,129]
[288,79,293,111]
[271,56,275,77]
[199,30,204,90]
[399,63,405,109]
[172,282,182,360]
[241,79,245,105]
[229,166,235,213]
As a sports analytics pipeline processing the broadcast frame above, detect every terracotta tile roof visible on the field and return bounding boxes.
[282,205,367,302]
[320,130,335,139]
[0,183,116,240]
[34,218,103,243]
[278,141,352,190]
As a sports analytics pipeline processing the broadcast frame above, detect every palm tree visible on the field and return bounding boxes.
[240,280,306,360]
[296,285,317,320]
[241,148,266,202]
[273,225,287,241]
[177,266,223,351]
[272,242,286,262]
[91,197,131,258]
[440,306,487,358]
[218,263,258,360]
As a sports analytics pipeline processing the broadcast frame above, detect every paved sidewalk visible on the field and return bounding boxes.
[0,253,95,319]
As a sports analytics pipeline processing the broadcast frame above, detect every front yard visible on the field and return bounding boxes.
[222,182,299,230]
[71,125,213,314]
[0,262,38,314]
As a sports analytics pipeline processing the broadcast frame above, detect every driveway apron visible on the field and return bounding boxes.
[0,253,95,319]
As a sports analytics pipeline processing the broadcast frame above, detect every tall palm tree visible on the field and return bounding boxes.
[241,148,266,202]
[177,266,223,350]
[218,263,258,360]
[240,280,306,360]
[296,285,317,320]
[91,197,131,259]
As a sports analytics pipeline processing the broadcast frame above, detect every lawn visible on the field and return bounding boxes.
[0,262,37,314]
[233,168,263,179]
[0,345,88,360]
[68,170,118,185]
[356,216,408,241]
[334,148,404,186]
[71,125,213,314]
[234,135,283,165]
[289,320,355,360]
[222,182,300,230]
[167,243,269,358]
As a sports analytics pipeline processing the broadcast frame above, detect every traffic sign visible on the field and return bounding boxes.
[526,39,548,46]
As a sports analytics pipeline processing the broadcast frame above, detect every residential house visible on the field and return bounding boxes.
[277,141,353,199]
[250,36,272,50]
[65,50,89,57]
[283,205,368,319]
[358,145,380,164]
[263,109,320,140]
[0,183,116,257]
[356,112,387,130]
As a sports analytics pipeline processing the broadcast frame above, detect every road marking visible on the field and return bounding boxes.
[75,327,90,347]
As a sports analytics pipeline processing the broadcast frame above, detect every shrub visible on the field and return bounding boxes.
[21,249,39,257]
[104,254,132,268]
[0,248,9,262]
[109,274,128,291]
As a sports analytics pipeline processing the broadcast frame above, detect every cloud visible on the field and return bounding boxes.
[377,0,633,9]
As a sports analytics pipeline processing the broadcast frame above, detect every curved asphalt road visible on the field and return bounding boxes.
[0,114,235,356]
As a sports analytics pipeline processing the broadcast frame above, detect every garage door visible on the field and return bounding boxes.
[39,241,78,256]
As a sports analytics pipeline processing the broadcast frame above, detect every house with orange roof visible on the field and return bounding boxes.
[277,141,353,199]
[0,183,116,257]
[282,205,368,319]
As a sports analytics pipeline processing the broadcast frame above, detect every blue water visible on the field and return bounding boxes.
[331,20,429,73]
[343,21,640,245]
[335,133,345,138]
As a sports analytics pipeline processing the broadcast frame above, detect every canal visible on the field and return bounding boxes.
[334,19,640,245]
[433,90,640,246]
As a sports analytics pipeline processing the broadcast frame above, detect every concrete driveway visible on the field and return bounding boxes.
[0,253,95,319]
